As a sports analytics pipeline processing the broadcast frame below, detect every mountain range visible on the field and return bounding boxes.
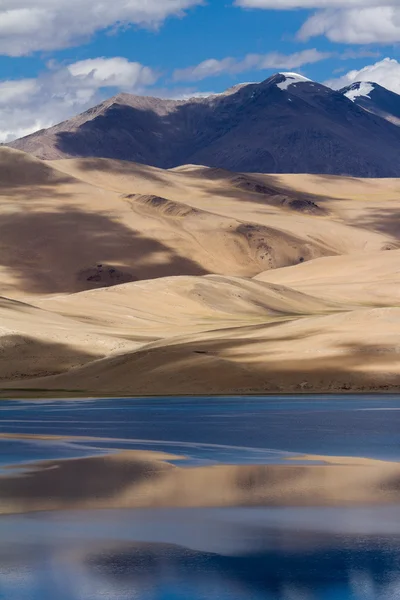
[7,72,400,178]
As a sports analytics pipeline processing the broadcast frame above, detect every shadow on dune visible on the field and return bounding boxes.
[175,168,334,212]
[70,157,169,184]
[45,336,400,395]
[0,206,208,295]
[2,323,400,394]
[0,296,38,313]
[0,334,100,381]
[351,207,400,239]
[0,150,75,200]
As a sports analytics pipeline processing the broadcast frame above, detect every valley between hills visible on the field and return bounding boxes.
[1,145,400,396]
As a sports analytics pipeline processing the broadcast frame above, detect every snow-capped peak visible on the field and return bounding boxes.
[344,82,375,102]
[276,72,312,91]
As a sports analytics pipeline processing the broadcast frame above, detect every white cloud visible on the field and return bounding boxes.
[173,58,236,81]
[236,0,400,45]
[0,57,158,142]
[67,57,158,88]
[0,79,39,106]
[339,49,382,60]
[299,6,400,44]
[173,48,330,81]
[236,0,388,8]
[326,57,400,95]
[0,0,202,56]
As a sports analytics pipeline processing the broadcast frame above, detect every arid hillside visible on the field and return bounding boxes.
[1,146,400,396]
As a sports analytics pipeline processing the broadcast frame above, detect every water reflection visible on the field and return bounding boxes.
[85,541,400,600]
[1,448,400,514]
[2,395,400,599]
[1,520,400,600]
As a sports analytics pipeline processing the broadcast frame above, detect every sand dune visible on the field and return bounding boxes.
[0,148,332,300]
[51,157,400,255]
[256,250,400,306]
[4,306,400,395]
[1,148,400,395]
[37,275,338,331]
[0,275,337,382]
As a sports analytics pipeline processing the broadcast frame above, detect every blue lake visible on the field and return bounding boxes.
[1,395,400,599]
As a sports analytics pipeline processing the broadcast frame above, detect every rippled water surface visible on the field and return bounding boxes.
[1,395,400,599]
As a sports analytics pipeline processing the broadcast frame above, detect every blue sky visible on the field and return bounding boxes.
[0,0,399,141]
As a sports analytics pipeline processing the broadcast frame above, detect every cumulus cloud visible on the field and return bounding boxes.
[326,57,400,95]
[67,57,158,88]
[0,80,39,106]
[0,57,158,142]
[299,6,400,44]
[236,0,381,6]
[0,0,202,56]
[173,48,330,81]
[236,0,400,45]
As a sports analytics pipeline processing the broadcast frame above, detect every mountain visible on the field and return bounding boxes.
[341,81,400,126]
[7,73,400,177]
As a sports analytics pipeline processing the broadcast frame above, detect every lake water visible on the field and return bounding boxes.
[1,395,400,599]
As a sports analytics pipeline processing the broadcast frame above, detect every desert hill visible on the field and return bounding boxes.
[7,73,400,177]
[1,146,400,395]
[2,148,333,299]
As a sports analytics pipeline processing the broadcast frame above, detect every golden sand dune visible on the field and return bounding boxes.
[6,306,400,395]
[0,274,337,382]
[257,250,400,306]
[0,294,141,380]
[1,445,400,514]
[37,275,338,331]
[52,156,400,255]
[0,148,332,299]
[1,147,400,395]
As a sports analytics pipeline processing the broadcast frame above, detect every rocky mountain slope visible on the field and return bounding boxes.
[341,81,400,126]
[7,73,400,177]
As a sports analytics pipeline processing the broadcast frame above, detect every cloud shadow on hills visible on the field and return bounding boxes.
[349,207,400,239]
[0,206,209,295]
[70,157,169,185]
[0,334,100,381]
[0,150,75,201]
[78,336,400,395]
[178,172,335,213]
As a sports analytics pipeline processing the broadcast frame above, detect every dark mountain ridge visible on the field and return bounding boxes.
[341,81,400,126]
[7,73,400,177]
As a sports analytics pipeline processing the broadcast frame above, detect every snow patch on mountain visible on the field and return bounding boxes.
[344,82,375,102]
[277,73,311,91]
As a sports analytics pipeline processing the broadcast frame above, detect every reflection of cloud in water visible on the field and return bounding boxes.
[2,534,400,600]
[1,509,400,599]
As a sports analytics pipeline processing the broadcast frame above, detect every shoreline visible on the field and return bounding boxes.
[1,390,400,401]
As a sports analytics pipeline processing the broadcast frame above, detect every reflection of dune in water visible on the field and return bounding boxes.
[1,444,400,514]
